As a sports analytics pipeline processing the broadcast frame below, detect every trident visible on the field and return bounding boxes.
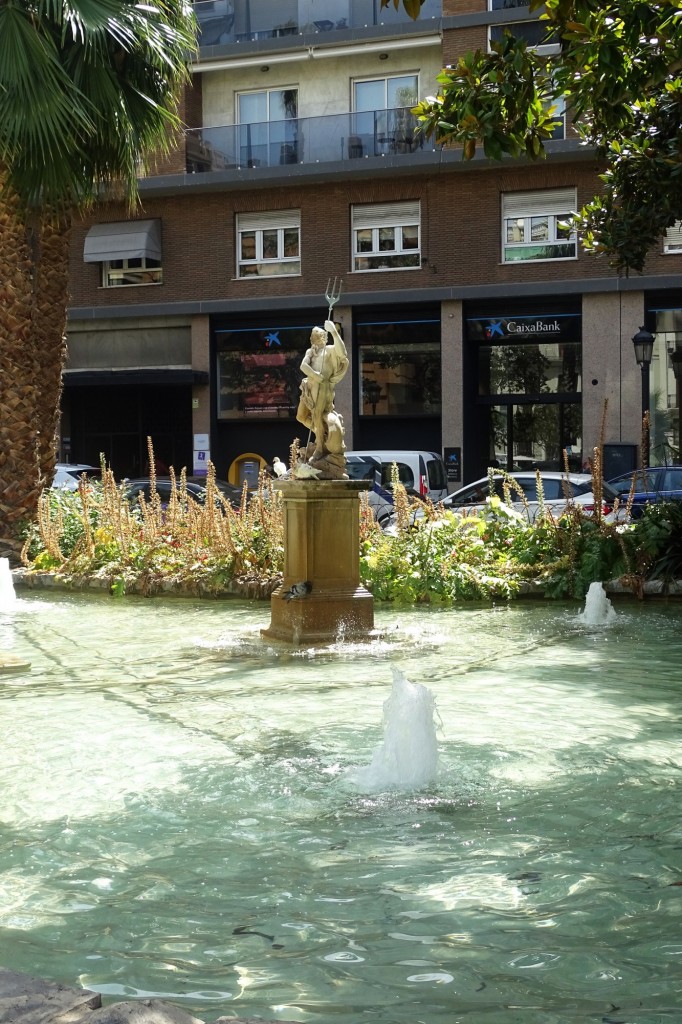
[325,276,343,321]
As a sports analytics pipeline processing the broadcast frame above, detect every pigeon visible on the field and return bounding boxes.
[272,457,288,478]
[283,580,312,601]
[292,463,322,479]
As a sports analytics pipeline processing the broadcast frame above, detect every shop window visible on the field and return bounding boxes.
[357,316,440,417]
[502,189,577,263]
[489,0,530,8]
[352,201,420,272]
[664,222,682,254]
[236,210,300,278]
[102,257,162,287]
[216,322,315,420]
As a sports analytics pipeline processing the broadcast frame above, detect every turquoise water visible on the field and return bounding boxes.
[0,591,680,1024]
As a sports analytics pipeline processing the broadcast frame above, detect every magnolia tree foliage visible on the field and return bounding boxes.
[382,0,682,273]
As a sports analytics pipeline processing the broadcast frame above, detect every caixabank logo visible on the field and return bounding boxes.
[484,317,562,339]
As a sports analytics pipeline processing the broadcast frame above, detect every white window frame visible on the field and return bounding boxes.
[236,210,301,278]
[102,256,162,288]
[664,222,682,254]
[352,201,421,273]
[502,188,577,263]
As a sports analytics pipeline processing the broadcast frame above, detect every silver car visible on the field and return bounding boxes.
[51,463,101,490]
[443,471,621,522]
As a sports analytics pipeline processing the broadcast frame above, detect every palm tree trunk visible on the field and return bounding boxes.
[29,216,70,484]
[0,181,41,561]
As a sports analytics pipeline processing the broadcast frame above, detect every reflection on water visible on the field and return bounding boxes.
[0,592,681,1024]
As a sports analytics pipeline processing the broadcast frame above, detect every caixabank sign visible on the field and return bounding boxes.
[466,312,581,343]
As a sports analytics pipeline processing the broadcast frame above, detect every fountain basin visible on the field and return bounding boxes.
[0,592,680,1023]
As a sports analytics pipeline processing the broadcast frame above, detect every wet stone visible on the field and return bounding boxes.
[0,967,101,1024]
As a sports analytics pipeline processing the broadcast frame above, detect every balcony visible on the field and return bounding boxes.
[193,0,442,48]
[185,107,433,172]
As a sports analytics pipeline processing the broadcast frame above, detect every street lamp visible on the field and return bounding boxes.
[632,326,655,466]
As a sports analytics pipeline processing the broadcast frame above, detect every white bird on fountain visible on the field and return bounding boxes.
[292,463,322,479]
[272,457,288,478]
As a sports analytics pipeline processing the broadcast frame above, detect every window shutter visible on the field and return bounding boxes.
[664,221,682,251]
[237,210,300,232]
[502,189,577,219]
[352,201,420,229]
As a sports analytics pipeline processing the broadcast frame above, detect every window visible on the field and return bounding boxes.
[237,87,298,167]
[216,322,316,420]
[352,201,420,272]
[357,315,441,418]
[502,189,577,262]
[353,74,419,155]
[236,211,300,278]
[489,0,530,8]
[83,219,162,286]
[490,20,564,135]
[664,222,682,254]
[102,256,162,288]
[489,20,560,55]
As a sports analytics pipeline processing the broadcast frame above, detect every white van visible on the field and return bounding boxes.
[345,450,448,502]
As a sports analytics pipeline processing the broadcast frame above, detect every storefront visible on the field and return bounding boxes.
[646,292,682,464]
[212,313,319,479]
[210,305,443,478]
[352,305,442,452]
[463,300,582,479]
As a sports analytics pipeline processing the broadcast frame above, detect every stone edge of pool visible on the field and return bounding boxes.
[10,567,682,600]
[0,965,298,1024]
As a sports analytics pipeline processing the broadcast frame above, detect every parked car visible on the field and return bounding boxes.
[441,471,621,523]
[344,450,448,502]
[51,463,101,490]
[344,455,396,526]
[607,466,682,516]
[123,477,243,510]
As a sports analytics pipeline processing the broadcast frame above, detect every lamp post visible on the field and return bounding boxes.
[671,347,682,460]
[632,326,655,467]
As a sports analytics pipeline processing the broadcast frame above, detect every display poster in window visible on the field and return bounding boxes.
[216,324,313,420]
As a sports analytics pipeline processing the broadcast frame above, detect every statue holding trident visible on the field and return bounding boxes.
[295,278,349,478]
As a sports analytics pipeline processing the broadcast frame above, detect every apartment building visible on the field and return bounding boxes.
[63,0,682,487]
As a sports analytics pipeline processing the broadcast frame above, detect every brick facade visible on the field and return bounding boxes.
[63,1,682,484]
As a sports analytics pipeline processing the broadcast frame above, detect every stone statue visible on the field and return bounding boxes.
[296,320,349,478]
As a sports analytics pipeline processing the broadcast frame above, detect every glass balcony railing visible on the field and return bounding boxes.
[185,108,433,172]
[193,0,441,48]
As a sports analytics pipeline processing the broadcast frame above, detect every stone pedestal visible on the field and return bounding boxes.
[261,479,374,645]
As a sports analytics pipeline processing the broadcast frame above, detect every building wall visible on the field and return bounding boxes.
[63,3,682,484]
[200,46,444,125]
[70,162,680,312]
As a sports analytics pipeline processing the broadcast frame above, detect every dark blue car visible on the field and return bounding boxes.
[607,466,682,516]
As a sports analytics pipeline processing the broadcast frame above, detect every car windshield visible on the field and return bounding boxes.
[345,458,380,482]
[65,467,101,482]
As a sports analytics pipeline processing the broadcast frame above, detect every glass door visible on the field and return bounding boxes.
[483,401,582,472]
[353,75,418,156]
[238,88,298,167]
